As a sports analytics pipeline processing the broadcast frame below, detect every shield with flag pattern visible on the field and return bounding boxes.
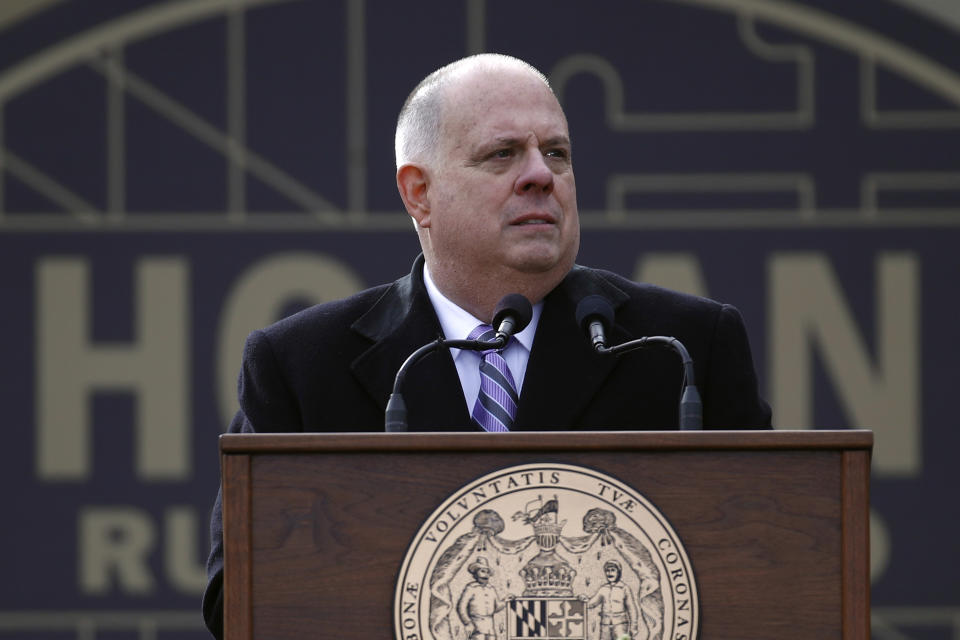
[508,597,587,639]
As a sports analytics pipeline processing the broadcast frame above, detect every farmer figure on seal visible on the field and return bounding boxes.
[457,557,505,639]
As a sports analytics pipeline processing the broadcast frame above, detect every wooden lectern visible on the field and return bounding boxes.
[221,430,871,639]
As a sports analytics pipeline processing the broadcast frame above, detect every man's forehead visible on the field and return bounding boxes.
[447,66,553,104]
[447,59,541,88]
[443,82,567,133]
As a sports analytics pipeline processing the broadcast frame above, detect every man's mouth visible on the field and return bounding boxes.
[510,213,556,226]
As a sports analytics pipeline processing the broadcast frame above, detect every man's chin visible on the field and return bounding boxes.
[506,243,573,272]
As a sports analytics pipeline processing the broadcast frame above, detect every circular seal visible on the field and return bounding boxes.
[394,463,699,640]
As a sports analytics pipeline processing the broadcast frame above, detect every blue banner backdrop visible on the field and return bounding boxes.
[1,1,958,638]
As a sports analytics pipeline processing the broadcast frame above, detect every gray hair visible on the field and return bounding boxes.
[394,54,552,168]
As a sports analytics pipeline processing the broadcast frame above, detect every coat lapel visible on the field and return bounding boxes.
[514,266,631,430]
[349,256,476,431]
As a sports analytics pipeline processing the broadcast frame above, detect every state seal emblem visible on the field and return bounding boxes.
[394,463,699,640]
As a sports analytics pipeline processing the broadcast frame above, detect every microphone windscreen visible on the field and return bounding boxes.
[575,295,615,332]
[492,293,534,334]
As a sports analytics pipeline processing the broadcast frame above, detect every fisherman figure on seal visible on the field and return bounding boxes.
[587,560,640,640]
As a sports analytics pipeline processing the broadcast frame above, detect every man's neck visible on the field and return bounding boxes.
[424,265,541,346]
[424,261,567,323]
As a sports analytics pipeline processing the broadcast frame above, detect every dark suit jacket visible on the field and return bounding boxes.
[202,255,771,637]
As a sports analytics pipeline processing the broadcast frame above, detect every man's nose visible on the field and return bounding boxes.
[515,150,554,194]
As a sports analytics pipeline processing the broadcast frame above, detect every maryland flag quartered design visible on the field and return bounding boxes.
[508,598,586,639]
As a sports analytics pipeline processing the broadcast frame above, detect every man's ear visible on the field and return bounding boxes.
[396,164,430,228]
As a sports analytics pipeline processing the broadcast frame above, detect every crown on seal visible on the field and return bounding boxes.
[514,496,577,597]
[519,549,576,597]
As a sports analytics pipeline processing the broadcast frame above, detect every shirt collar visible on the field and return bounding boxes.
[423,264,541,353]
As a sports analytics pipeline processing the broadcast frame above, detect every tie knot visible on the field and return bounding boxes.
[468,323,511,356]
[467,324,496,340]
[467,323,496,342]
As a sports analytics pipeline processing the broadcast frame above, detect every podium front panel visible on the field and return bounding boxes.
[221,430,871,639]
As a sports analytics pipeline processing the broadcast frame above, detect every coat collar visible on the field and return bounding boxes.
[349,255,475,431]
[349,256,631,431]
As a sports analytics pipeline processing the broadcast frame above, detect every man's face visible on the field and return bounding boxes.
[605,566,619,582]
[476,567,491,583]
[421,67,579,289]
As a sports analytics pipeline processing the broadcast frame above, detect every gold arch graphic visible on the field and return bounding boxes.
[673,0,960,109]
[0,0,288,101]
[539,0,960,222]
[0,0,354,224]
[1,0,957,228]
[0,0,66,34]
[548,0,960,128]
[550,16,815,131]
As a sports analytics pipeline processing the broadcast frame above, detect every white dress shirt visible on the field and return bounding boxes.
[423,265,542,414]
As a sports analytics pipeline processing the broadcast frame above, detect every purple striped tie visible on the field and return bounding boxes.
[468,324,519,432]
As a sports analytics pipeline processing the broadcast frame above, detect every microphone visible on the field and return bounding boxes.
[575,296,702,430]
[385,293,532,432]
[575,295,615,350]
[492,293,534,345]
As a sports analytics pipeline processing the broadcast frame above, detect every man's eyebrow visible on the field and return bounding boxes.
[467,137,521,161]
[486,136,523,149]
[476,135,571,151]
[467,135,571,163]
[541,136,571,147]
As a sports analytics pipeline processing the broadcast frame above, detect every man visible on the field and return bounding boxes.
[587,560,641,640]
[202,54,770,637]
[457,557,505,640]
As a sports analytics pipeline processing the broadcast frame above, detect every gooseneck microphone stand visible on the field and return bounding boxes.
[576,295,702,430]
[595,336,702,430]
[385,293,533,432]
[384,334,507,432]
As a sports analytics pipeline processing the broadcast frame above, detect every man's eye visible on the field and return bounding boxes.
[545,148,569,159]
[493,149,513,159]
